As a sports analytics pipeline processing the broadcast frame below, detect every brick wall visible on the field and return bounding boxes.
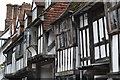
[5,3,31,36]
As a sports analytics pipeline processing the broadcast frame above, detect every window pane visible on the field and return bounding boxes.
[79,31,83,58]
[95,47,100,60]
[65,49,67,71]
[93,21,98,43]
[112,35,119,72]
[99,18,104,41]
[68,48,71,70]
[107,43,109,57]
[83,30,86,57]
[40,37,43,53]
[80,16,83,28]
[84,13,88,26]
[104,17,109,39]
[110,10,118,30]
[87,29,90,56]
[38,39,40,54]
[100,45,106,58]
[71,47,73,69]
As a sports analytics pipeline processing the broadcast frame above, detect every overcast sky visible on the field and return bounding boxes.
[0,0,32,31]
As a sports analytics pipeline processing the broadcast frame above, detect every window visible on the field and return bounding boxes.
[93,17,109,60]
[55,17,76,50]
[79,13,90,66]
[54,17,77,72]
[105,2,120,33]
[91,5,109,61]
[77,3,109,65]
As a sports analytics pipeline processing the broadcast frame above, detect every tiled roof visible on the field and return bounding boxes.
[43,2,70,30]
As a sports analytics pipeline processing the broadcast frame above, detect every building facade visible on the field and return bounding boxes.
[0,1,120,80]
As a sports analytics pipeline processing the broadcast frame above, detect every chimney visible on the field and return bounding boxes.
[5,4,13,29]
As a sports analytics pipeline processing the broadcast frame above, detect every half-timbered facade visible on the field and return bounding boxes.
[73,2,110,80]
[1,1,120,80]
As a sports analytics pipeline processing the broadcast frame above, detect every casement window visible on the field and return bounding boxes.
[91,4,109,61]
[55,18,76,50]
[32,8,37,21]
[104,2,120,73]
[54,17,77,72]
[38,24,44,54]
[79,13,91,66]
[104,2,120,33]
[93,17,109,60]
[77,3,109,66]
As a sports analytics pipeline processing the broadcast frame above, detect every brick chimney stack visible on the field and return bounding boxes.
[5,4,13,29]
[5,3,31,35]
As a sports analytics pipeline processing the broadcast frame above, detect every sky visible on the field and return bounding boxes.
[0,0,32,31]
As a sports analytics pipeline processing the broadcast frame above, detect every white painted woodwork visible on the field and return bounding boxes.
[28,46,37,57]
[112,35,119,72]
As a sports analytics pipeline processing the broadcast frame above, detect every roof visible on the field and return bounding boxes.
[42,2,70,30]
